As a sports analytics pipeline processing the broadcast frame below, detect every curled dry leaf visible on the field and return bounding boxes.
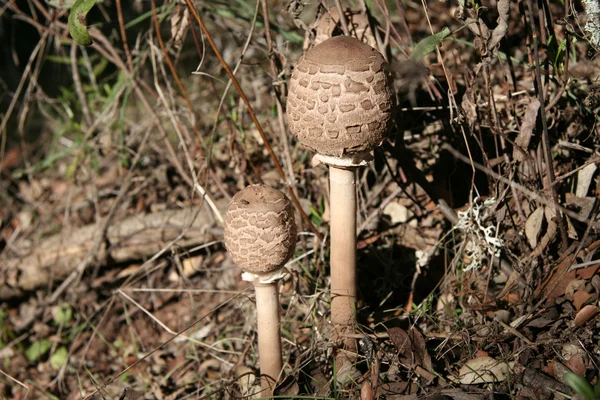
[388,327,411,357]
[574,304,599,327]
[513,99,540,162]
[488,0,509,49]
[170,5,190,48]
[360,381,374,400]
[457,356,512,384]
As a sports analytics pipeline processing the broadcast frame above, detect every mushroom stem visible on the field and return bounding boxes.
[329,166,357,347]
[254,281,283,395]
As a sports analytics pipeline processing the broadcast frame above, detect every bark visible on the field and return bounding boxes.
[0,206,225,299]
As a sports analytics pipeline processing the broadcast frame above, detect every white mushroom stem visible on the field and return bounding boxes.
[254,281,283,395]
[329,166,357,345]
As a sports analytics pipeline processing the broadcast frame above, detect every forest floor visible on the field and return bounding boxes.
[0,0,599,399]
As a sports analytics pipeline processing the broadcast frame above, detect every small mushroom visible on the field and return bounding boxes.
[286,36,395,373]
[224,184,297,396]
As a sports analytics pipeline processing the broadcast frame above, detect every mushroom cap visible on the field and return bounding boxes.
[286,36,396,158]
[224,184,297,275]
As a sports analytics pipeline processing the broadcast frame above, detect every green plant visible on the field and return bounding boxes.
[564,371,600,400]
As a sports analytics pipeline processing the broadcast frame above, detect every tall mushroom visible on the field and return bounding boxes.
[224,184,297,396]
[286,36,396,371]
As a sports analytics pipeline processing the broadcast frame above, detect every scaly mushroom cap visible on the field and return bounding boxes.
[224,185,297,275]
[287,36,396,158]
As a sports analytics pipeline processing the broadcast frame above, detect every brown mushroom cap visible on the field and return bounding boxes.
[286,36,396,158]
[224,184,297,275]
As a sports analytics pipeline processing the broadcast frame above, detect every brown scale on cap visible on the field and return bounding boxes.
[287,36,396,158]
[224,185,297,275]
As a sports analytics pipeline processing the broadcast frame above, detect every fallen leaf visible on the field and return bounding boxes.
[538,247,600,299]
[275,375,300,397]
[361,381,374,400]
[574,305,598,327]
[566,354,586,377]
[168,255,204,281]
[0,147,20,171]
[409,327,433,372]
[457,356,512,384]
[525,207,544,248]
[388,327,412,359]
[565,279,586,299]
[576,162,597,197]
[527,317,555,328]
[573,290,593,311]
[234,365,257,397]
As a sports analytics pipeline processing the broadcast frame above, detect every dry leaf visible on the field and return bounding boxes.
[388,327,412,358]
[566,353,586,377]
[234,365,258,397]
[525,206,544,248]
[275,376,300,397]
[169,255,204,281]
[361,381,374,400]
[457,356,512,384]
[488,0,509,49]
[170,5,190,47]
[573,289,593,311]
[388,327,433,372]
[576,162,597,197]
[383,201,412,225]
[565,279,586,299]
[513,99,540,161]
[409,327,433,372]
[574,305,599,327]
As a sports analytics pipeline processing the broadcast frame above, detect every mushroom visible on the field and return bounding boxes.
[286,36,396,370]
[224,184,297,396]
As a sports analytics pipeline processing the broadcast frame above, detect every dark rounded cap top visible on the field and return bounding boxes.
[287,36,396,158]
[224,184,297,275]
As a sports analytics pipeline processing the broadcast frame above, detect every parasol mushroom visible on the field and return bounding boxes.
[286,36,396,374]
[224,184,297,396]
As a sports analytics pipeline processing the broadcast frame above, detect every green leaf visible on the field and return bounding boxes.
[25,339,52,362]
[50,346,68,369]
[410,27,452,62]
[68,0,97,46]
[53,303,72,325]
[564,371,595,399]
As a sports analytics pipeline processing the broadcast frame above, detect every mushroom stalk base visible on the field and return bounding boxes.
[329,166,357,357]
[254,282,283,396]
